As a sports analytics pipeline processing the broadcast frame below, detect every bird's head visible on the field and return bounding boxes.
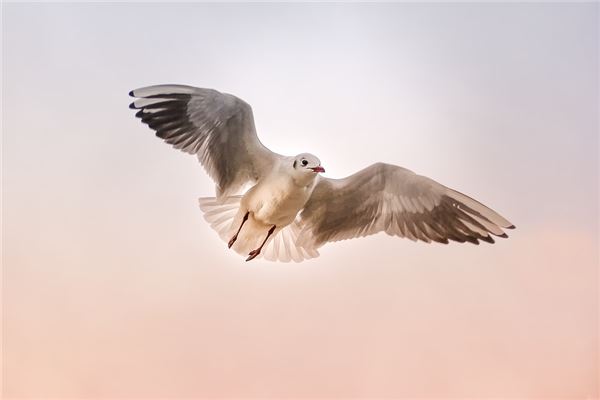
[291,153,325,184]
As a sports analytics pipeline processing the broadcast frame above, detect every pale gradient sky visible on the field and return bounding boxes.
[2,2,598,399]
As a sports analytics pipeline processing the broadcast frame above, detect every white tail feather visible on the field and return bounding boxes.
[199,196,242,241]
[198,197,319,262]
[262,220,319,262]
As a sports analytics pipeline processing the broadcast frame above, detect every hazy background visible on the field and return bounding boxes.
[2,2,598,398]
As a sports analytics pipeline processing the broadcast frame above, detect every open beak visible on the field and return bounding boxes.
[311,166,325,173]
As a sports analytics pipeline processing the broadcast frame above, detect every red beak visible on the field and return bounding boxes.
[311,166,325,173]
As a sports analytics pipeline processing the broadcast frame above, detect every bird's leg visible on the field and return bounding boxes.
[246,225,276,262]
[228,212,249,248]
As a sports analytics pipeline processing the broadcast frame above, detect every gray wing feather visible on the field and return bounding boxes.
[299,163,514,247]
[129,84,279,198]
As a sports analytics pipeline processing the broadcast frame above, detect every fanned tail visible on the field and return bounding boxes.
[198,196,319,263]
[198,196,242,241]
[263,220,319,263]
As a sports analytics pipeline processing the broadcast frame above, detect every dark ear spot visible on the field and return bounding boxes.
[293,160,297,168]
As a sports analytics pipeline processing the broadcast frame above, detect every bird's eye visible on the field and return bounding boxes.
[301,160,308,166]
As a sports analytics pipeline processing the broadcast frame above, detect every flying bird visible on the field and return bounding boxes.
[129,84,514,262]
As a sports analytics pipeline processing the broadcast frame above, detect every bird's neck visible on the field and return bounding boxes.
[291,172,317,188]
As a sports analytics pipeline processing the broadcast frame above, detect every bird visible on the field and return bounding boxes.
[129,84,515,262]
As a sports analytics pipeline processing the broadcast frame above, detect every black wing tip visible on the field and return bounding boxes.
[480,235,495,244]
[464,237,479,245]
[128,102,137,109]
[128,89,136,97]
[506,224,516,230]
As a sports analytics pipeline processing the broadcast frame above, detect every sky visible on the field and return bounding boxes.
[2,2,598,399]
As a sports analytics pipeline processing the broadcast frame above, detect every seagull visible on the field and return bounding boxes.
[129,84,515,262]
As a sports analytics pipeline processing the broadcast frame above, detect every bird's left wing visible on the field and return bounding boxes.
[299,162,514,248]
[129,85,281,198]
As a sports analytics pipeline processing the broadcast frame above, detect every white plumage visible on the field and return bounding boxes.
[129,84,514,262]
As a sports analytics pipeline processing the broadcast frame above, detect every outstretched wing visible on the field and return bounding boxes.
[129,84,280,198]
[299,162,514,248]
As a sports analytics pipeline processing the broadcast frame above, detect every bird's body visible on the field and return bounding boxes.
[242,156,318,228]
[129,84,515,262]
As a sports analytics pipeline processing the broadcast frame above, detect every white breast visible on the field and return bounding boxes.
[242,173,314,227]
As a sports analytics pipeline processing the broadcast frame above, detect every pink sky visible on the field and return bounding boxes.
[2,3,598,398]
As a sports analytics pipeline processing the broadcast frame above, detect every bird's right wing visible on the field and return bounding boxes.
[299,162,514,248]
[130,85,281,198]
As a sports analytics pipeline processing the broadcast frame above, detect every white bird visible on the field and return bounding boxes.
[129,84,514,262]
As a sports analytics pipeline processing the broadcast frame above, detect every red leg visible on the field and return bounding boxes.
[246,225,276,262]
[228,212,249,248]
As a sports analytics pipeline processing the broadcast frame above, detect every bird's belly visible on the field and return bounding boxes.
[254,196,302,226]
[245,186,308,226]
